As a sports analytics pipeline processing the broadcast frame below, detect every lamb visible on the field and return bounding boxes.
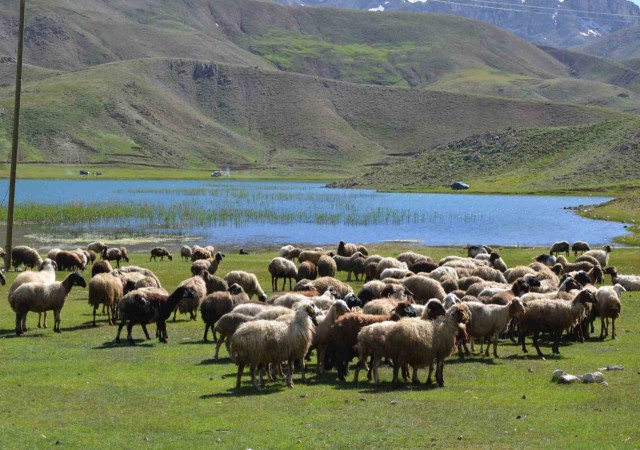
[8,258,58,329]
[324,302,417,381]
[173,272,208,321]
[296,261,317,282]
[87,242,108,254]
[149,247,173,261]
[92,260,113,277]
[11,273,86,335]
[201,284,249,341]
[11,246,43,271]
[231,301,318,389]
[595,284,625,340]
[224,271,268,301]
[604,267,640,291]
[115,286,194,344]
[294,277,352,298]
[403,275,446,303]
[190,252,225,276]
[571,241,591,256]
[383,303,470,386]
[549,241,570,257]
[55,250,86,271]
[317,255,337,278]
[212,312,257,360]
[582,245,612,267]
[102,247,128,268]
[518,290,597,357]
[180,245,192,262]
[88,272,126,326]
[460,299,525,358]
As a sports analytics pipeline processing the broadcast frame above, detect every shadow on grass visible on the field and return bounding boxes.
[447,356,498,365]
[200,384,287,398]
[199,357,230,365]
[62,322,97,332]
[93,340,156,349]
[179,340,209,346]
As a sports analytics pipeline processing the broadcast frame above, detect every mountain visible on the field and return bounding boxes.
[274,0,640,48]
[574,25,640,58]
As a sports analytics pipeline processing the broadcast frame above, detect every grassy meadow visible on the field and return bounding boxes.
[1,245,639,449]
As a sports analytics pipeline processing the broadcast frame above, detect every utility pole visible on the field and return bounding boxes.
[5,0,26,270]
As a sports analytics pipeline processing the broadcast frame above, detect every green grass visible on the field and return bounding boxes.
[1,245,639,448]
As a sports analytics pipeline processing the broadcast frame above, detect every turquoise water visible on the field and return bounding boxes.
[0,179,625,247]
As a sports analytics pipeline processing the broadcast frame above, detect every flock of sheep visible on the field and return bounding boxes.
[3,239,640,391]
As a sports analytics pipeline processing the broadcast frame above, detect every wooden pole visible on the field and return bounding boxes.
[5,0,26,270]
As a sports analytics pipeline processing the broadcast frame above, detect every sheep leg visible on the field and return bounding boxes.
[115,321,125,343]
[286,360,294,388]
[346,271,351,282]
[612,318,616,340]
[599,317,607,339]
[235,362,245,389]
[141,323,151,340]
[392,363,400,385]
[15,312,24,336]
[532,331,546,357]
[214,335,225,360]
[552,331,562,354]
[425,363,433,386]
[271,276,276,292]
[106,306,114,326]
[158,322,168,343]
[372,357,382,385]
[250,365,259,390]
[190,310,197,321]
[203,324,210,342]
[126,323,135,344]
[411,367,420,385]
[299,356,306,383]
[53,310,62,333]
[520,332,528,354]
[366,355,374,381]
[172,306,178,322]
[436,360,445,387]
[353,357,365,385]
[92,306,98,327]
[281,277,286,291]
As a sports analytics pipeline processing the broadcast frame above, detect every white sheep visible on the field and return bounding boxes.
[583,245,612,267]
[231,300,318,389]
[8,258,57,329]
[403,275,446,303]
[595,284,625,340]
[268,257,298,291]
[375,257,407,279]
[604,267,640,291]
[224,270,267,301]
[173,273,208,321]
[11,273,86,335]
[180,245,193,262]
[88,272,126,326]
[461,299,525,358]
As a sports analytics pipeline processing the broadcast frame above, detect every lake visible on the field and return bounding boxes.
[0,179,626,249]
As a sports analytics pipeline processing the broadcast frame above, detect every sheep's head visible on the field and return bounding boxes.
[613,284,626,298]
[551,263,564,275]
[300,301,319,325]
[574,271,592,286]
[442,294,461,310]
[215,252,225,261]
[604,266,618,276]
[575,290,597,305]
[393,302,417,319]
[229,283,244,295]
[69,273,87,288]
[448,303,471,325]
[509,298,526,319]
[590,266,604,284]
[425,299,446,320]
[259,293,268,302]
[326,286,340,300]
[604,244,613,253]
[489,252,501,262]
[332,299,350,316]
[343,293,362,310]
[0,272,5,286]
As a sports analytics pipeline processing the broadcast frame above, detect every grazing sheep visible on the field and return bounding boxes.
[173,272,208,321]
[398,251,434,267]
[324,302,417,381]
[279,244,294,257]
[150,247,173,262]
[403,275,446,303]
[47,248,61,261]
[595,284,625,340]
[333,253,366,281]
[224,271,268,301]
[483,278,531,305]
[294,276,352,299]
[117,266,162,288]
[190,252,225,276]
[92,260,113,277]
[205,275,228,294]
[55,250,86,272]
[604,267,640,291]
[87,250,97,265]
[11,246,43,271]
[268,256,300,291]
[571,241,591,256]
[212,312,257,360]
[380,268,413,280]
[115,286,194,344]
[74,249,90,268]
[12,273,86,335]
[298,250,331,266]
[337,241,358,257]
[518,290,597,357]
[549,241,570,257]
[556,256,594,274]
[88,272,126,326]
[191,245,211,262]
[384,303,470,386]
[317,255,337,278]
[461,299,525,358]
[231,301,318,389]
[102,247,127,268]
[582,245,613,267]
[574,254,600,267]
[201,284,249,341]
[352,320,397,385]
[8,259,57,328]
[87,242,108,254]
[180,245,193,262]
[357,280,390,305]
[296,261,317,282]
